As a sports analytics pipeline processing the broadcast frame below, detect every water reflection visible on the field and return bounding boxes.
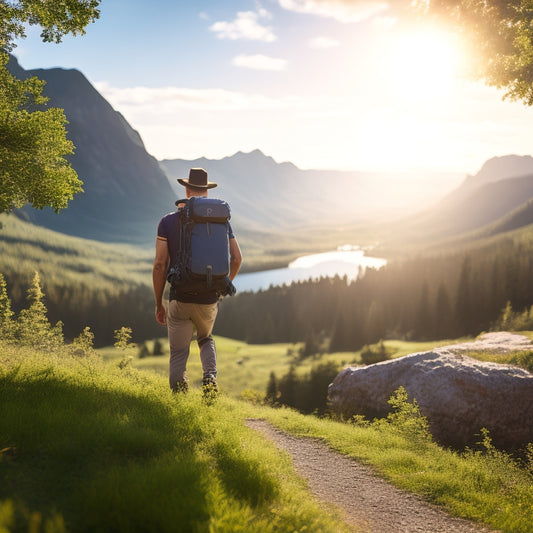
[236,245,386,293]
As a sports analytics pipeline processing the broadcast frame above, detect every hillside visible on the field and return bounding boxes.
[388,155,533,246]
[0,213,157,344]
[7,55,175,246]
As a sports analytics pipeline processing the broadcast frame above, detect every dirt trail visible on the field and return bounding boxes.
[246,419,498,533]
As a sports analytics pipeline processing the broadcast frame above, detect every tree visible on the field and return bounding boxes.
[0,53,83,213]
[419,0,533,104]
[1,1,101,51]
[0,272,14,339]
[434,282,453,339]
[455,256,474,335]
[265,371,280,406]
[71,325,96,356]
[152,338,164,356]
[114,326,133,351]
[16,270,64,351]
[0,0,101,214]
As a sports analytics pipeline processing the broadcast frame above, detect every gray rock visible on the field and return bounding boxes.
[328,333,533,449]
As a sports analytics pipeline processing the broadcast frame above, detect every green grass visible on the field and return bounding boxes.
[100,337,300,398]
[100,336,467,400]
[255,407,533,533]
[2,339,533,532]
[0,343,350,533]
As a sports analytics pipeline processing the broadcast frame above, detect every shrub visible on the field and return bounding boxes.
[138,342,150,359]
[152,338,164,356]
[360,340,393,365]
[378,386,432,442]
[71,326,97,357]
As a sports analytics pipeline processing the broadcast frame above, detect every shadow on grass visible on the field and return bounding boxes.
[0,371,210,532]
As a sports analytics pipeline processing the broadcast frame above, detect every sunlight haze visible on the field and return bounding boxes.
[12,0,533,175]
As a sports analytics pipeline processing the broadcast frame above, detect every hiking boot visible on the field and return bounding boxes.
[202,376,218,404]
[172,380,189,394]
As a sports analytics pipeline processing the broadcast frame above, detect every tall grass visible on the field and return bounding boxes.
[0,342,350,533]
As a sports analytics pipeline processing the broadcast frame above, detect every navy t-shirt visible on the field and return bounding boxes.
[157,209,235,304]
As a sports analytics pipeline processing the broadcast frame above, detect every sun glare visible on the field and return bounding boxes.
[386,29,461,102]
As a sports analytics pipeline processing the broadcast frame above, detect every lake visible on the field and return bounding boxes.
[235,245,387,293]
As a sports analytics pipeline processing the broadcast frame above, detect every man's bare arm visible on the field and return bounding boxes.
[229,237,242,281]
[153,237,170,325]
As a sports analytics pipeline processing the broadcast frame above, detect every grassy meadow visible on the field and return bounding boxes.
[1,338,533,532]
[99,336,462,399]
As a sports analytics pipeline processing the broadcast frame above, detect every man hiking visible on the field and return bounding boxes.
[153,167,242,395]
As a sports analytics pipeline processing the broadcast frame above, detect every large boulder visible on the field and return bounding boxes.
[328,333,533,449]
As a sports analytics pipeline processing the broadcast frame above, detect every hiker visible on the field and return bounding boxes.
[152,168,242,394]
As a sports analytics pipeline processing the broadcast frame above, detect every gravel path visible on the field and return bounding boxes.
[246,419,498,533]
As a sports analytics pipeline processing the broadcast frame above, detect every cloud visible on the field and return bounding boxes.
[93,77,533,174]
[232,54,288,71]
[210,9,276,41]
[93,82,295,112]
[309,36,341,48]
[278,0,390,23]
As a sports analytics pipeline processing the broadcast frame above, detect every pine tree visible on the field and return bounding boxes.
[265,371,280,406]
[152,338,164,356]
[138,342,150,359]
[278,365,298,408]
[455,256,473,336]
[434,283,453,339]
[415,281,432,340]
[114,326,132,350]
[0,273,14,340]
[71,326,96,356]
[16,271,63,351]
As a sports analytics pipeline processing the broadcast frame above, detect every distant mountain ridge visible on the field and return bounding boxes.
[395,155,533,243]
[7,55,175,246]
[160,151,463,230]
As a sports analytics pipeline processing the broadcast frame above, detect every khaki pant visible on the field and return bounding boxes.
[167,300,218,391]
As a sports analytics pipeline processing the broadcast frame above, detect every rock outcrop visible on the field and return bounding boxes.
[328,333,533,449]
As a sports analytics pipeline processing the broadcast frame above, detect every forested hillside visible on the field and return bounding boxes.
[215,225,533,349]
[0,214,159,346]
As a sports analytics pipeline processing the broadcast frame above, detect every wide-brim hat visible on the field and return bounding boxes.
[178,167,217,189]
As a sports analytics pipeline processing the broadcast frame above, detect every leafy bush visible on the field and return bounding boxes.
[275,361,341,415]
[349,386,432,443]
[360,340,393,365]
[383,386,432,442]
[492,301,533,332]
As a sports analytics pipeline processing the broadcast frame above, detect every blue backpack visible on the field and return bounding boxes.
[167,197,236,297]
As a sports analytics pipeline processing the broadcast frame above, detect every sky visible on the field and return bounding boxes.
[12,0,533,175]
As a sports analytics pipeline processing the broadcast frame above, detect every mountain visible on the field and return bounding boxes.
[461,154,533,191]
[7,55,175,246]
[393,155,533,243]
[160,151,463,231]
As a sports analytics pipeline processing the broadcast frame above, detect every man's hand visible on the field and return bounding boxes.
[155,304,166,326]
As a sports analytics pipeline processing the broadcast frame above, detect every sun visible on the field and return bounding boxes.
[385,28,462,103]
